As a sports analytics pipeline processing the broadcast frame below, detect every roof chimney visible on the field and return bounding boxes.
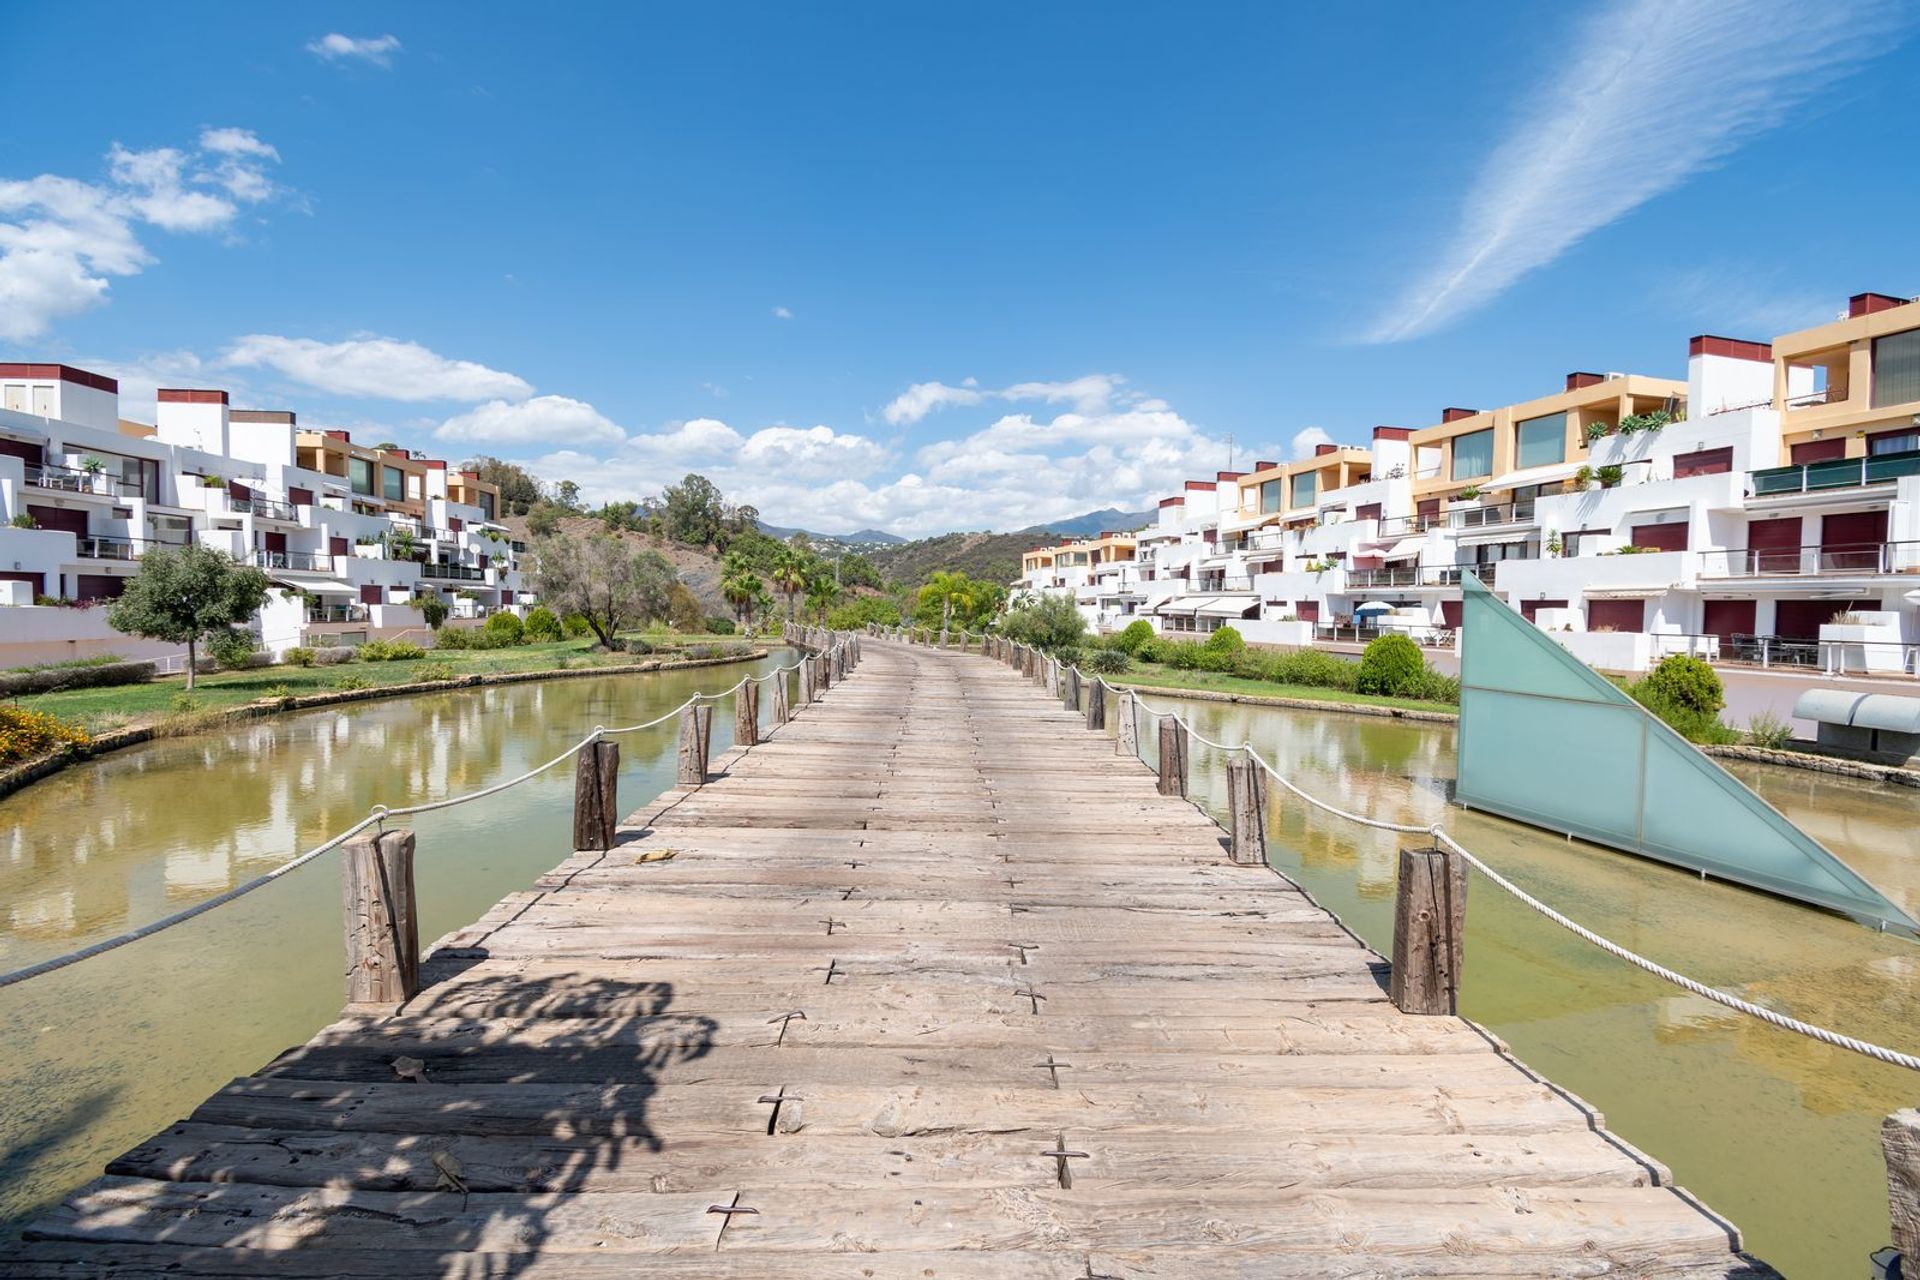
[1689,335,1772,362]
[1313,443,1338,456]
[1849,291,1909,318]
[1441,407,1478,423]
[1565,371,1605,391]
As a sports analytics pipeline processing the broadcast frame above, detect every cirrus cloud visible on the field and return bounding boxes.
[881,373,1122,426]
[307,33,402,67]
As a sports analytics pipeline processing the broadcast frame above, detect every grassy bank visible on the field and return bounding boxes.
[12,638,752,735]
[1109,661,1457,715]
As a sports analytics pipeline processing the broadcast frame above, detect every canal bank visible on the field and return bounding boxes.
[0,655,793,1231]
[1154,691,1919,1278]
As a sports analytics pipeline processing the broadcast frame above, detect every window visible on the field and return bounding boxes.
[382,465,405,501]
[1451,428,1494,479]
[478,492,495,519]
[1260,479,1283,513]
[1868,428,1919,456]
[1673,447,1733,477]
[1289,472,1316,508]
[1514,412,1566,469]
[1870,327,1920,408]
[348,456,375,495]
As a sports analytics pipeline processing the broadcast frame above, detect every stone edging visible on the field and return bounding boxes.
[1702,742,1920,789]
[1106,679,1461,724]
[0,649,771,802]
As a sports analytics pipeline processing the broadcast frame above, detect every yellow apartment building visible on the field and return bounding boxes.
[1771,291,1920,465]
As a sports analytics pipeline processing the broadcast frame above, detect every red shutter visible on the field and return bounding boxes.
[1629,522,1687,551]
[0,438,45,465]
[1356,503,1382,520]
[499,589,513,605]
[478,553,489,569]
[359,584,383,605]
[1702,600,1755,644]
[1587,599,1645,632]
[262,532,288,553]
[1672,447,1732,478]
[1744,516,1802,573]
[1296,601,1319,622]
[1416,498,1440,518]
[28,505,87,535]
[448,517,463,532]
[1519,599,1567,621]
[1440,600,1463,629]
[0,570,45,595]
[74,574,128,601]
[228,481,252,500]
[329,536,348,557]
[289,486,314,506]
[1820,509,1887,570]
[1774,598,1879,640]
[1790,438,1846,464]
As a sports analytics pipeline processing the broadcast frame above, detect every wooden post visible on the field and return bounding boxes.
[1157,717,1187,798]
[1888,1109,1920,1263]
[1062,665,1080,712]
[1085,683,1106,731]
[816,653,832,692]
[572,739,620,851]
[799,657,815,705]
[1389,844,1467,1015]
[772,668,791,724]
[1117,691,1138,758]
[1225,755,1267,866]
[677,704,712,786]
[342,828,418,1007]
[735,681,760,748]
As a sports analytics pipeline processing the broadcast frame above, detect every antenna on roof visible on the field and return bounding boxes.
[1226,432,1235,472]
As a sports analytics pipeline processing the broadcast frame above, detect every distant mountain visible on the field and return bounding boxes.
[757,520,905,547]
[1017,507,1155,538]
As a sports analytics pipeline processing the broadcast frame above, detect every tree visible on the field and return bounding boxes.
[529,531,677,648]
[462,456,547,517]
[106,545,272,690]
[662,473,727,546]
[771,547,810,621]
[722,571,763,629]
[525,502,563,538]
[598,500,646,533]
[418,595,449,630]
[668,581,705,633]
[914,570,1003,642]
[998,594,1086,652]
[806,574,841,623]
[550,479,583,511]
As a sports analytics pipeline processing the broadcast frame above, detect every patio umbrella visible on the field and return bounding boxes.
[1353,601,1396,616]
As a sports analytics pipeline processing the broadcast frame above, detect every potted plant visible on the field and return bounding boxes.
[1457,485,1483,501]
[1545,531,1562,558]
[80,457,106,474]
[1573,464,1596,490]
[1597,464,1624,489]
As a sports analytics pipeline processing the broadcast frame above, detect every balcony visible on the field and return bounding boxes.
[306,604,369,624]
[1697,541,1920,579]
[1751,448,1920,495]
[1345,563,1511,590]
[1375,512,1445,539]
[254,549,334,573]
[75,535,142,561]
[420,561,484,582]
[233,495,299,521]
[1449,500,1535,529]
[26,464,132,498]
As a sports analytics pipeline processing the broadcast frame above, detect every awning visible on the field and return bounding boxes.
[1197,596,1259,619]
[1196,555,1236,570]
[1480,462,1581,492]
[1583,586,1672,600]
[276,578,358,597]
[1458,530,1534,548]
[1383,544,1423,561]
[1152,596,1202,615]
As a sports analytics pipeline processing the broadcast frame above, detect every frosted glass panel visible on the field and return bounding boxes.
[1455,573,1916,934]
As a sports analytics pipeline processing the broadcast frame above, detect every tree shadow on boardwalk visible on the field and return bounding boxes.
[13,969,720,1278]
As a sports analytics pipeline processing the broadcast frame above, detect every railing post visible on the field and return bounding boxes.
[1225,755,1267,865]
[1062,665,1079,711]
[342,828,419,1008]
[572,739,620,851]
[1156,718,1187,798]
[772,667,791,724]
[799,657,815,705]
[1117,692,1137,758]
[735,681,760,748]
[1887,1109,1920,1266]
[1085,681,1106,731]
[677,704,712,786]
[1389,843,1467,1015]
[817,653,832,692]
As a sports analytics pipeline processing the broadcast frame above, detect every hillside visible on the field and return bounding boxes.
[863,530,1039,588]
[1018,506,1153,538]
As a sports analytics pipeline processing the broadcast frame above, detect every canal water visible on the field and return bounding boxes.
[0,666,1913,1275]
[0,656,791,1233]
[1156,693,1919,1279]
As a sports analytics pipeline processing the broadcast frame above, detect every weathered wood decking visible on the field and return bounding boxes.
[8,641,1773,1277]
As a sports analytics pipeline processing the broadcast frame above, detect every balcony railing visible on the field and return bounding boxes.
[25,464,131,497]
[1697,540,1920,578]
[1375,512,1445,538]
[1751,448,1920,495]
[233,495,299,521]
[1344,562,1512,590]
[306,604,369,624]
[1450,500,1535,529]
[75,535,142,561]
[420,561,484,581]
[254,549,334,572]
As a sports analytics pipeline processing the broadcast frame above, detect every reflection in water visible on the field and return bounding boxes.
[1168,696,1918,1280]
[0,658,790,1232]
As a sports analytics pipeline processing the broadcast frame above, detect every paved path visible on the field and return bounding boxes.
[7,641,1773,1276]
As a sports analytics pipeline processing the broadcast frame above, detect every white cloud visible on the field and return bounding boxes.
[881,372,1122,426]
[0,130,283,341]
[223,334,533,402]
[307,33,402,66]
[1289,427,1333,459]
[623,417,745,461]
[771,305,793,320]
[77,349,220,421]
[1367,0,1902,343]
[434,395,624,446]
[738,424,890,481]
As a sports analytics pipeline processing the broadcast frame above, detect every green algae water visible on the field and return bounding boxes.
[0,657,790,1232]
[1157,694,1919,1279]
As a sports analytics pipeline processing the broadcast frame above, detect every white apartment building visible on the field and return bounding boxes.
[1014,291,1920,678]
[0,363,530,665]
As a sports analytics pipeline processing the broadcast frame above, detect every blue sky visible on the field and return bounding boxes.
[2,0,1914,535]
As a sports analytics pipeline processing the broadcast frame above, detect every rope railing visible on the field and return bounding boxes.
[888,628,1920,1075]
[0,635,859,992]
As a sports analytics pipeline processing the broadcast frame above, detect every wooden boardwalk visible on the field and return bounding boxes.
[8,641,1774,1277]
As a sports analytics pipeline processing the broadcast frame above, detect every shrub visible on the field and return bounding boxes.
[265,682,294,704]
[1053,646,1085,671]
[311,645,357,666]
[1401,667,1461,705]
[417,595,449,630]
[170,692,203,715]
[1084,648,1131,674]
[208,627,260,671]
[705,616,735,635]
[622,637,656,655]
[998,594,1087,652]
[1745,709,1794,749]
[523,606,564,642]
[0,705,90,764]
[0,659,155,697]
[332,673,376,692]
[283,646,318,668]
[1160,640,1205,670]
[484,611,526,645]
[1113,619,1156,656]
[415,661,457,683]
[1355,633,1426,697]
[1202,626,1245,658]
[1640,654,1723,716]
[358,639,427,662]
[561,612,593,638]
[1631,684,1739,745]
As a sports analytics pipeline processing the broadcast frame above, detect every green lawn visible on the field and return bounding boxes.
[14,637,760,735]
[1108,662,1457,715]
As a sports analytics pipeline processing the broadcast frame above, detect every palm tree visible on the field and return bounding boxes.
[922,570,977,645]
[722,571,762,630]
[771,548,810,622]
[806,574,841,624]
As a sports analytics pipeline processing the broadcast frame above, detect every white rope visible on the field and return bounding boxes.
[0,651,830,991]
[1059,658,1920,1072]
